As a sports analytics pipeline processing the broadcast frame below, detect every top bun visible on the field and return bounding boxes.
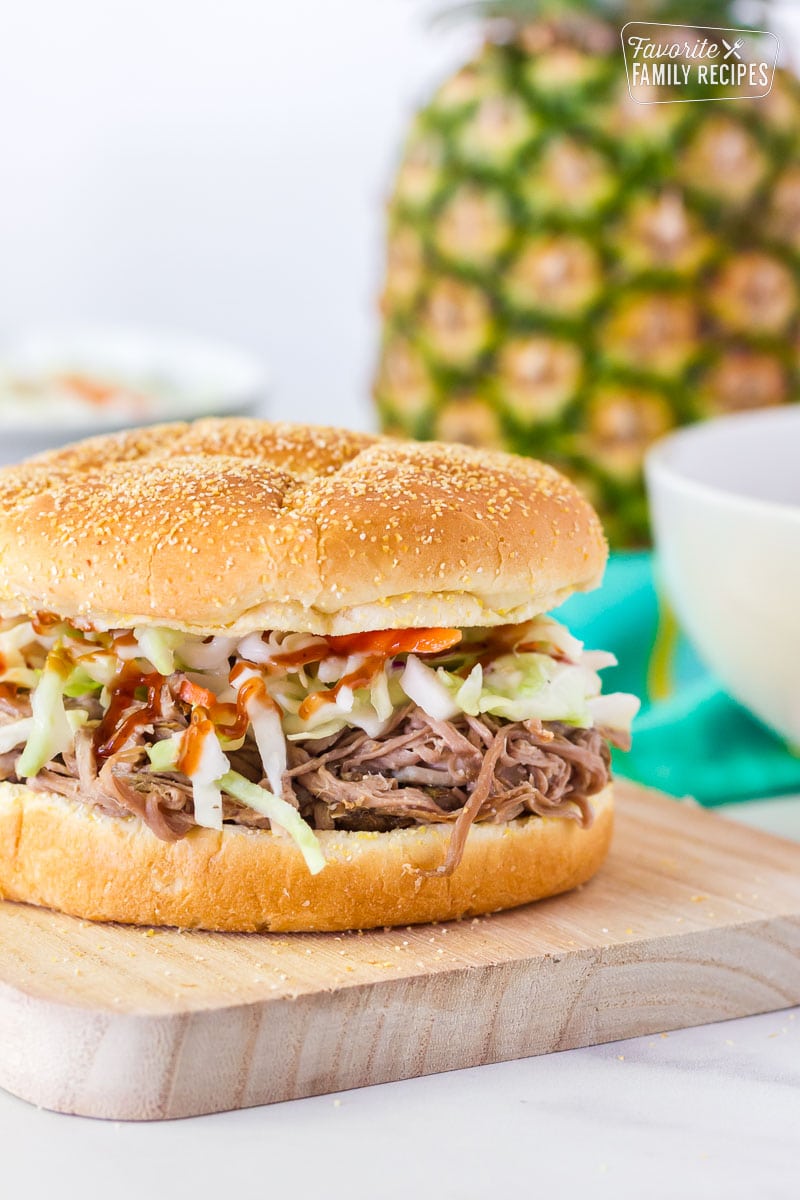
[0,420,607,635]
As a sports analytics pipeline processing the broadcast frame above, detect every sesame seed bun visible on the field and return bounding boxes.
[0,781,613,931]
[0,419,607,635]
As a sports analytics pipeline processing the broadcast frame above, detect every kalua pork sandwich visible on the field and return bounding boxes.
[0,420,637,930]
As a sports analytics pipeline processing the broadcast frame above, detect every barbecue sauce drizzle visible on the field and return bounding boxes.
[93,662,166,759]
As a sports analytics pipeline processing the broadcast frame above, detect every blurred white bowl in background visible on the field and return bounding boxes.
[646,407,800,746]
[0,325,267,464]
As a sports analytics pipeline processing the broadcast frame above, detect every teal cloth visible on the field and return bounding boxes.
[557,552,800,807]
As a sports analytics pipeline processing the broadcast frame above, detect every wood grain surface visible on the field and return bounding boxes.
[1,781,799,1121]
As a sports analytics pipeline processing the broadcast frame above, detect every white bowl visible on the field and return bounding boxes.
[0,325,267,464]
[646,408,800,745]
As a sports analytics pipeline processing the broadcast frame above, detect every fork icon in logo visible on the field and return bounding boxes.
[722,38,745,60]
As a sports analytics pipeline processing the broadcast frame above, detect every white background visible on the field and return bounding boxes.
[1,0,799,433]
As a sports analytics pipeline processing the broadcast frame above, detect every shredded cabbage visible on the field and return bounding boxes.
[0,621,43,689]
[404,651,556,723]
[0,622,41,655]
[17,652,73,778]
[235,632,273,664]
[430,653,607,725]
[249,705,286,796]
[193,616,637,740]
[63,666,106,697]
[450,662,484,713]
[219,771,326,874]
[281,700,388,740]
[518,615,584,662]
[144,739,324,869]
[400,655,458,721]
[369,666,394,722]
[275,668,390,741]
[390,621,639,733]
[317,655,348,684]
[177,635,238,671]
[229,665,287,795]
[133,626,183,675]
[146,735,182,771]
[0,667,40,689]
[0,717,34,755]
[66,710,89,734]
[146,730,228,829]
[259,617,638,736]
[581,650,618,672]
[237,631,327,679]
[588,692,641,732]
[188,729,230,831]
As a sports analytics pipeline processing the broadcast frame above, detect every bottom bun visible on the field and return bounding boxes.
[0,781,613,932]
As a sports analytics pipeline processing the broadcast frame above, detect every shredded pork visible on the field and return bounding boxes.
[0,680,617,872]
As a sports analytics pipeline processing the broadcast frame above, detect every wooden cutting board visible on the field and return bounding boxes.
[1,781,799,1122]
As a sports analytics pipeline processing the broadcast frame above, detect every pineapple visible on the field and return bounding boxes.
[374,0,800,545]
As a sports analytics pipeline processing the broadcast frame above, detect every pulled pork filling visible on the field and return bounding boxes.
[0,614,639,876]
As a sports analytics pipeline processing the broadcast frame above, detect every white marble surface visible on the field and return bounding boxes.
[0,1007,797,1199]
[1,798,799,1200]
